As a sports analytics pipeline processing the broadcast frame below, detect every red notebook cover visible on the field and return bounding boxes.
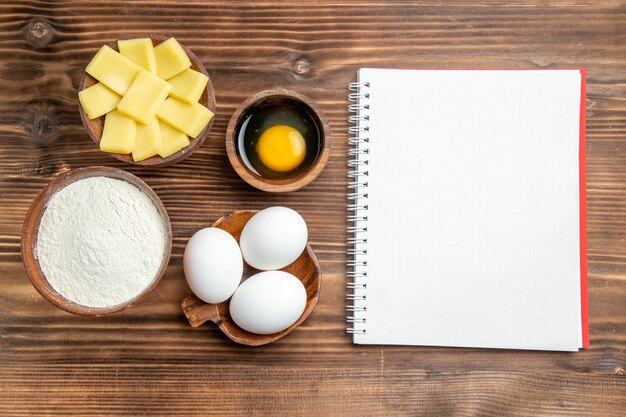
[579,69,589,348]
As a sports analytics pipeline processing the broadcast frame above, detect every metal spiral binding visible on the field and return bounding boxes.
[347,225,367,233]
[346,80,370,336]
[346,237,367,244]
[347,192,368,200]
[347,160,368,168]
[346,204,367,212]
[347,182,368,190]
[348,148,369,156]
[347,170,368,179]
[347,217,368,224]
[349,102,369,111]
[348,137,369,146]
[348,114,370,122]
[348,125,369,134]
[347,248,367,255]
[346,316,366,324]
[348,81,369,91]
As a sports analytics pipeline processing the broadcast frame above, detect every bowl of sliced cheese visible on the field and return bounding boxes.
[78,35,216,166]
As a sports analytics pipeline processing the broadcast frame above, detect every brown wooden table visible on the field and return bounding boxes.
[1,1,625,415]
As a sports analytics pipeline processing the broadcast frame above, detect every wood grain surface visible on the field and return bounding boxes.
[1,1,625,416]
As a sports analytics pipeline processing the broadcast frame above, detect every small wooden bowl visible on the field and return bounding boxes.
[181,210,321,346]
[78,35,216,167]
[21,166,173,316]
[225,89,331,192]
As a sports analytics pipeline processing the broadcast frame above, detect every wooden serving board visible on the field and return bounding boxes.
[1,1,626,416]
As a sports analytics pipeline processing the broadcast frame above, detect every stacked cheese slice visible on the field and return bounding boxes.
[79,38,214,162]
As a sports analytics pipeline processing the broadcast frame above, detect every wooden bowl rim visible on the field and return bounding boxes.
[184,210,322,346]
[78,35,216,167]
[225,89,332,193]
[21,166,173,317]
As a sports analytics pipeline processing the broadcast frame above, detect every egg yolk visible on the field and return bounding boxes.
[256,125,306,172]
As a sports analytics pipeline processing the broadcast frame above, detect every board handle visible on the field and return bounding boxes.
[181,295,220,328]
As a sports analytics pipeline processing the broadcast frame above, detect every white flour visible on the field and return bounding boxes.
[36,176,166,308]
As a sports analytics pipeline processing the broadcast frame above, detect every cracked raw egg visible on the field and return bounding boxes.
[236,97,321,179]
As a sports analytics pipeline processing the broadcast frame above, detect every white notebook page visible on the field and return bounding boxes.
[353,69,583,351]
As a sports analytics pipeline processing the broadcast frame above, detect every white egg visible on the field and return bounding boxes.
[183,227,243,304]
[239,206,308,270]
[229,270,307,334]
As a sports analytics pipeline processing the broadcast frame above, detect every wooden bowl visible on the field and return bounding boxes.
[78,35,216,167]
[225,89,331,192]
[21,166,173,316]
[181,210,321,346]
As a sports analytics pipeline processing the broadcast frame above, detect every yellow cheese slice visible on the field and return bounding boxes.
[100,110,136,154]
[159,120,190,158]
[117,70,172,124]
[167,68,208,104]
[132,117,162,162]
[118,38,157,74]
[78,82,121,120]
[156,97,213,138]
[85,45,141,95]
[154,38,191,80]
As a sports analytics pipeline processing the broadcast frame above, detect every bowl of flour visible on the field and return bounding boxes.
[21,166,172,316]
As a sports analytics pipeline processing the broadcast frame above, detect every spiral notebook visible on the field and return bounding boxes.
[346,68,588,351]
